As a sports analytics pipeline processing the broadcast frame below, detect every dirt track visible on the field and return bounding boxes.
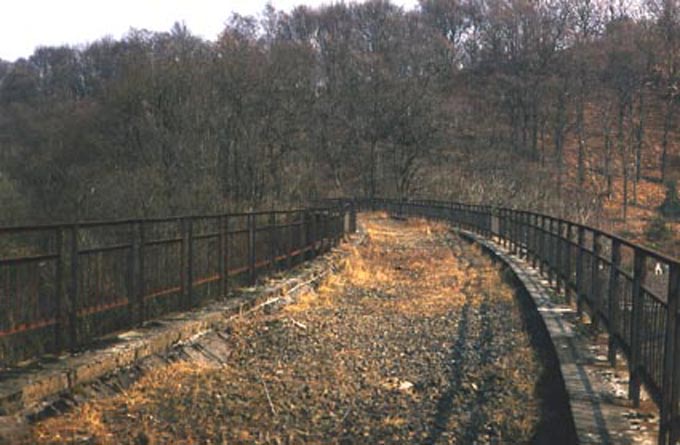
[31,213,573,444]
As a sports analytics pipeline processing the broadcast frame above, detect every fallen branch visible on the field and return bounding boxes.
[340,406,352,423]
[260,375,277,416]
[290,318,307,330]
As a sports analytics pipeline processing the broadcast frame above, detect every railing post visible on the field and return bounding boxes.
[516,211,522,253]
[488,207,493,238]
[660,263,680,445]
[496,209,502,244]
[333,207,340,245]
[671,326,680,445]
[475,206,481,236]
[547,218,555,285]
[576,226,585,317]
[505,210,511,248]
[525,213,532,262]
[181,218,194,309]
[139,222,146,321]
[533,214,540,269]
[532,214,539,268]
[318,211,325,253]
[591,233,602,331]
[555,220,564,292]
[350,202,357,233]
[539,216,546,274]
[129,221,144,327]
[317,211,323,254]
[502,209,508,247]
[629,248,646,407]
[464,205,468,231]
[511,211,519,255]
[219,215,227,297]
[515,211,521,253]
[552,219,559,285]
[323,210,329,251]
[187,218,194,308]
[270,212,278,271]
[248,213,256,285]
[520,212,528,259]
[496,208,505,246]
[608,239,621,366]
[481,206,487,237]
[500,209,506,247]
[486,207,491,239]
[68,225,79,350]
[564,222,574,304]
[337,207,344,243]
[670,263,680,445]
[310,210,318,259]
[287,213,295,269]
[522,212,529,258]
[475,206,480,235]
[480,207,486,237]
[526,212,532,259]
[55,227,68,352]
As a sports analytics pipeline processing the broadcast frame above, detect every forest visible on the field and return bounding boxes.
[0,0,679,254]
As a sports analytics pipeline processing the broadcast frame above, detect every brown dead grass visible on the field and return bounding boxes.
[287,215,512,318]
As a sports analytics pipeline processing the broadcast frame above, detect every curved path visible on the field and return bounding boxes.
[32,213,573,444]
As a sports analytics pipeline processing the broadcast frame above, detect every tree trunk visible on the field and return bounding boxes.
[617,98,628,221]
[369,139,377,199]
[531,99,539,161]
[540,116,546,167]
[604,112,613,198]
[633,89,645,205]
[661,96,674,182]
[577,94,586,186]
[554,90,567,187]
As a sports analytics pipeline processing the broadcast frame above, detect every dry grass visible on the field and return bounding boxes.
[289,215,513,318]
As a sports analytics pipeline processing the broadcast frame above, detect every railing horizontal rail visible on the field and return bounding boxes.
[78,243,132,255]
[145,237,183,247]
[0,253,59,265]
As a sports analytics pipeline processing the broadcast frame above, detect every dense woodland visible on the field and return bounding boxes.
[1,0,679,251]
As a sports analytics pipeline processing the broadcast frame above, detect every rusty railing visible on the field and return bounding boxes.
[0,204,356,367]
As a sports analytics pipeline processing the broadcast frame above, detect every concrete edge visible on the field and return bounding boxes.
[459,230,643,445]
[0,238,355,418]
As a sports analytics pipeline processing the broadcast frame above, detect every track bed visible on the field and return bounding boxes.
[32,213,572,444]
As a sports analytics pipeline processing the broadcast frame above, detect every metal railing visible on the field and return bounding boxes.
[0,204,356,367]
[337,197,680,445]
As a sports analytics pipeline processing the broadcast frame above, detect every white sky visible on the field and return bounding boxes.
[0,0,419,62]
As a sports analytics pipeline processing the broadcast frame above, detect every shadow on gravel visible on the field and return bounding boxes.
[424,302,471,445]
[456,301,494,443]
[455,234,578,445]
[423,231,578,445]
